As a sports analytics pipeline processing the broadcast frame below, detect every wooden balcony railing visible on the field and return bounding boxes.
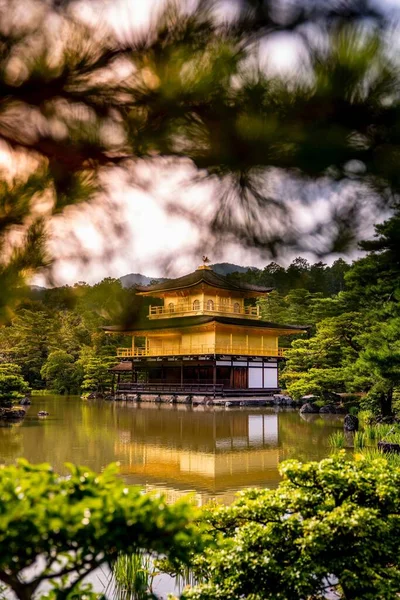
[148,302,260,320]
[117,345,285,358]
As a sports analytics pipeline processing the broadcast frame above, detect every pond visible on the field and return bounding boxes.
[0,395,344,504]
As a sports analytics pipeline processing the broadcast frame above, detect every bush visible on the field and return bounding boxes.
[0,363,29,406]
[181,453,400,600]
[0,460,204,600]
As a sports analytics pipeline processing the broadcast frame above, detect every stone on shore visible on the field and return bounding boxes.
[319,404,336,414]
[300,402,319,414]
[378,441,400,454]
[0,408,26,420]
[192,396,206,405]
[344,414,359,431]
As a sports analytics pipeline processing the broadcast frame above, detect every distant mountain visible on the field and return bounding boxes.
[210,263,258,275]
[119,273,168,288]
[119,263,257,288]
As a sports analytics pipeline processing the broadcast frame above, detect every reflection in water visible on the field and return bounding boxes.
[0,397,343,504]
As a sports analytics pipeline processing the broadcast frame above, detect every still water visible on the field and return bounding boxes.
[0,396,343,504]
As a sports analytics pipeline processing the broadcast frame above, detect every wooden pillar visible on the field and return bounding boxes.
[180,363,183,388]
[213,361,217,397]
[111,373,115,394]
[131,361,134,383]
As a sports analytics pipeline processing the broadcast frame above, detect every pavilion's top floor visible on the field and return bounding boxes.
[136,265,272,321]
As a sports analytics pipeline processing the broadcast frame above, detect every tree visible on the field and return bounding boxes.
[0,460,203,600]
[282,311,363,399]
[40,351,82,395]
[344,213,400,415]
[181,453,400,600]
[78,348,115,395]
[0,363,29,407]
[0,310,55,387]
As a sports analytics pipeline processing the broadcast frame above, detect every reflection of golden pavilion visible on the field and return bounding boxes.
[112,406,282,504]
[104,266,306,395]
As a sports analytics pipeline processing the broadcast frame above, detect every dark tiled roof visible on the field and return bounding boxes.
[109,361,133,371]
[103,315,308,333]
[135,268,272,294]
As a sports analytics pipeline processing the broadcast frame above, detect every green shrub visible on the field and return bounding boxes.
[0,460,203,600]
[0,363,29,406]
[180,453,400,600]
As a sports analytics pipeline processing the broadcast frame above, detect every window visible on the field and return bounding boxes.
[234,302,240,313]
[206,299,214,311]
[168,302,175,313]
[193,299,200,310]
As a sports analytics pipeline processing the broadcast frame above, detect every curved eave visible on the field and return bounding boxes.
[102,316,308,336]
[136,284,272,298]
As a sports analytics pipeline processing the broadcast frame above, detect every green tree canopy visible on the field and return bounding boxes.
[182,453,400,600]
[0,363,29,407]
[40,350,82,395]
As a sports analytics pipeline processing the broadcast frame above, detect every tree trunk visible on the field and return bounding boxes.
[380,387,393,417]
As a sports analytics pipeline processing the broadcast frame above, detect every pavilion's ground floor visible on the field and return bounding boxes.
[111,354,281,396]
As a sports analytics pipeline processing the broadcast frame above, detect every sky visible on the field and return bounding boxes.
[33,0,400,285]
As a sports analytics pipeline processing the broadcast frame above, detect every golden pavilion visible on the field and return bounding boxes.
[104,265,306,395]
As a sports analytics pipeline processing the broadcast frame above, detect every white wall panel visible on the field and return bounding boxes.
[263,367,278,388]
[249,368,263,388]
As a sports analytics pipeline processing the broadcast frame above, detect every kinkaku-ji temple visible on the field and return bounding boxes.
[104,264,307,396]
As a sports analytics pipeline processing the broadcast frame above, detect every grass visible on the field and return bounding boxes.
[328,416,400,463]
[328,431,346,450]
[359,448,400,467]
[353,431,366,449]
[106,551,158,600]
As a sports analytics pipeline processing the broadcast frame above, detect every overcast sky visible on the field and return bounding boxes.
[34,0,400,285]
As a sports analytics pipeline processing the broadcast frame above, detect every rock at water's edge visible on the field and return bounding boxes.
[319,404,336,414]
[0,408,26,420]
[344,414,359,431]
[300,402,319,414]
[378,441,400,454]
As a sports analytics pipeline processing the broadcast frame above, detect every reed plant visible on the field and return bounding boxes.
[107,551,158,600]
[382,429,400,444]
[328,431,346,450]
[175,566,200,590]
[353,431,366,449]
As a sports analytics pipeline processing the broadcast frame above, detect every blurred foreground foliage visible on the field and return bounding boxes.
[0,460,203,600]
[1,0,400,314]
[1,455,400,600]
